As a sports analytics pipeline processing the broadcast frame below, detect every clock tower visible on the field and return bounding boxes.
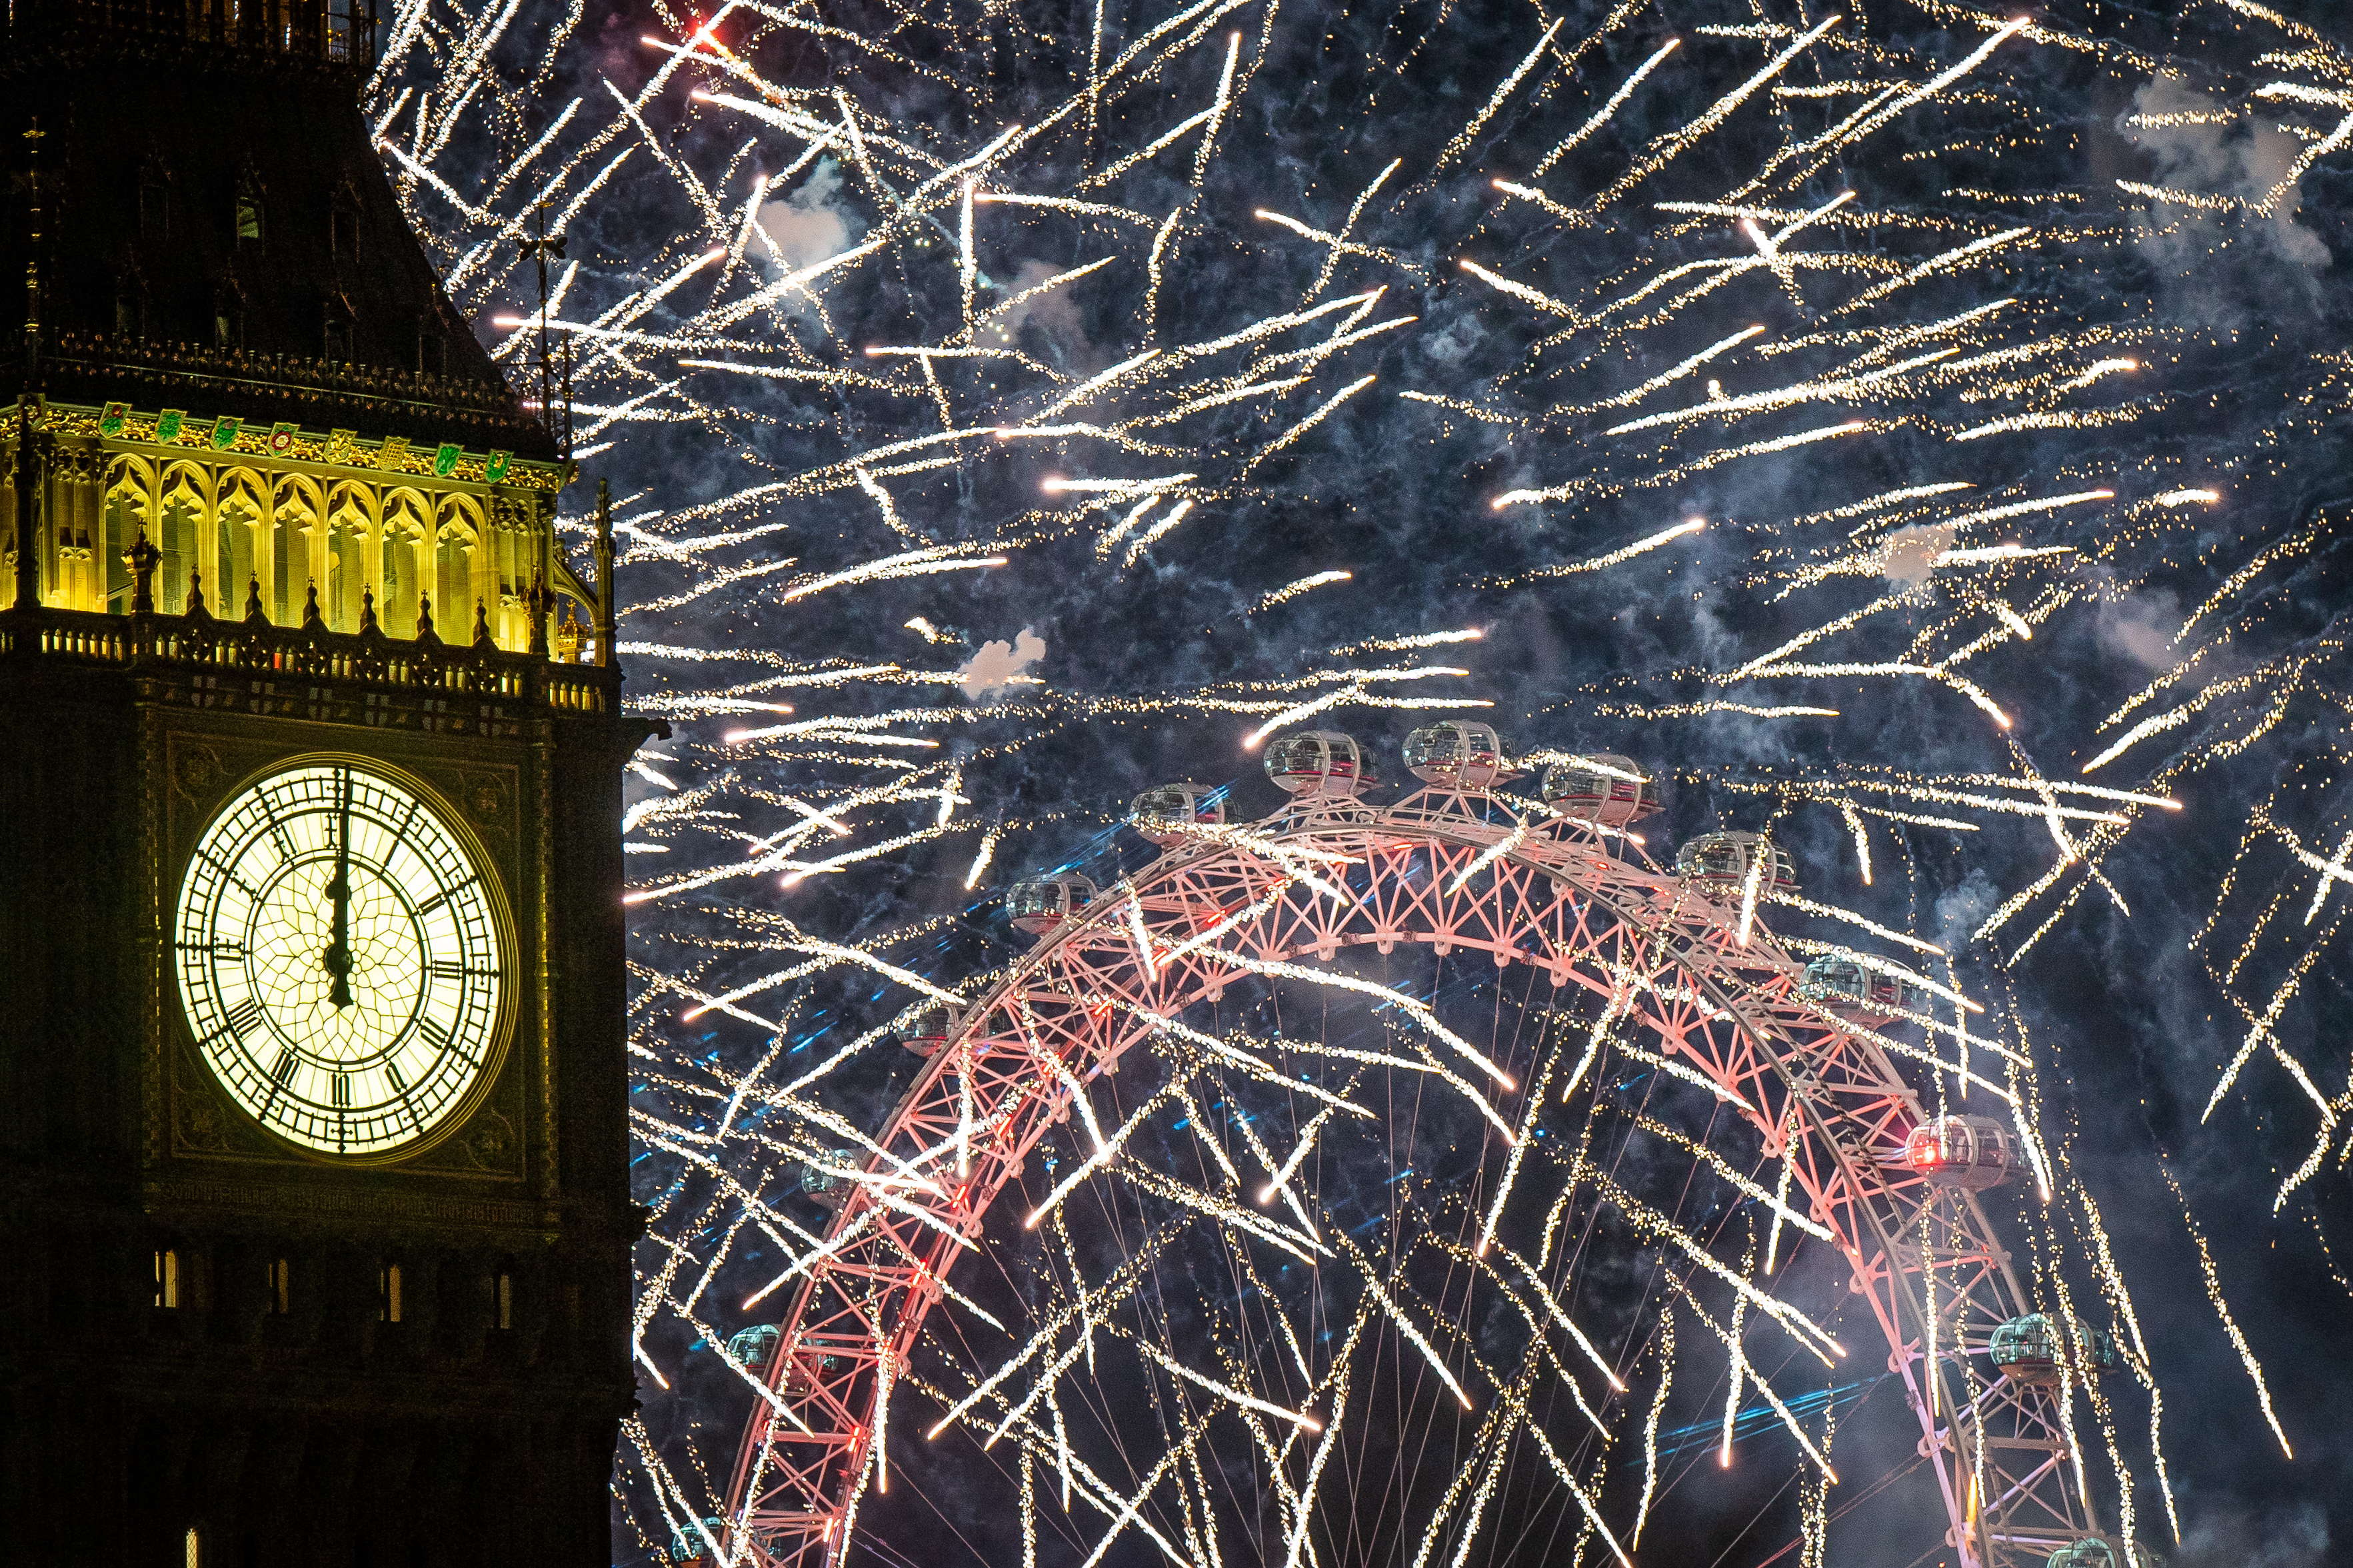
[0,5,657,1565]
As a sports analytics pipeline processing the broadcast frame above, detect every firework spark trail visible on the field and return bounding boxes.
[1330,1228,1476,1413]
[1628,1110,1835,1243]
[366,0,2343,1559]
[1471,518,1706,578]
[1614,1041,1760,1116]
[2164,1166,2295,1460]
[1763,1136,1798,1273]
[1138,1339,1322,1431]
[1124,497,1196,566]
[1432,17,1566,175]
[1494,1385,1636,1568]
[1491,1242,1628,1393]
[1632,1305,1675,1545]
[1277,1307,1370,1568]
[1531,35,1683,177]
[1586,1164,1846,1365]
[1218,954,1518,1094]
[1660,1273,1840,1478]
[1248,570,1352,613]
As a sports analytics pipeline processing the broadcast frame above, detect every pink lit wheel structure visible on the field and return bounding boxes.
[721,786,2105,1568]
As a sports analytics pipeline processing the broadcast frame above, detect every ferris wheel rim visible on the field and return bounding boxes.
[721,789,2077,1568]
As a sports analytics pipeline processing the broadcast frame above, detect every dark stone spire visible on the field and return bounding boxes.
[0,1,555,456]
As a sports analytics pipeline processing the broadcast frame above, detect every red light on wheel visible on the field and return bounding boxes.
[1903,1115,2014,1190]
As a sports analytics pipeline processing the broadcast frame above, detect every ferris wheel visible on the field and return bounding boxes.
[709,721,2145,1568]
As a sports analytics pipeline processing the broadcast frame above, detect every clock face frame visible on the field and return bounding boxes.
[172,754,516,1162]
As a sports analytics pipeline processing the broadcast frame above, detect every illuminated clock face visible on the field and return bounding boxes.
[173,759,508,1158]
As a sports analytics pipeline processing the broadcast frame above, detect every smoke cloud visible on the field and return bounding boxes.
[2126,75,2332,282]
[758,157,861,273]
[958,627,1045,699]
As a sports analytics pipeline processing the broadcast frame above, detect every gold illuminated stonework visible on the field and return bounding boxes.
[6,398,595,654]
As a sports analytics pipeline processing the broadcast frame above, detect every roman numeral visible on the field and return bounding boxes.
[206,997,263,1050]
[332,1074,351,1108]
[200,850,259,900]
[415,1016,477,1070]
[415,876,477,918]
[387,1062,407,1093]
[177,940,248,962]
[263,804,299,864]
[271,1048,298,1086]
[429,960,501,980]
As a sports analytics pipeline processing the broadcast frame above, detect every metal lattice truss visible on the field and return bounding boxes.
[723,787,2103,1568]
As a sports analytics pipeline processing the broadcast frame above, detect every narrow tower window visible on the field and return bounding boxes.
[495,1269,513,1331]
[235,193,262,248]
[184,1526,201,1568]
[323,305,353,364]
[271,523,291,622]
[327,0,365,63]
[379,1262,403,1323]
[154,1248,179,1309]
[267,1256,291,1315]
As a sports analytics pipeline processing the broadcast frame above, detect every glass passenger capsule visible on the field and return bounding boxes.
[2076,1323,2124,1376]
[1798,950,1926,1023]
[726,1323,781,1374]
[2046,1539,2162,1568]
[1990,1313,2123,1386]
[1539,754,1658,826]
[1131,781,1226,845]
[1674,831,1798,899]
[2046,1546,2110,1568]
[901,1000,965,1057]
[800,1156,851,1211]
[1402,720,1515,790]
[671,1518,727,1565]
[1264,730,1374,797]
[1007,873,1098,935]
[1990,1313,2062,1385]
[1902,1114,2015,1190]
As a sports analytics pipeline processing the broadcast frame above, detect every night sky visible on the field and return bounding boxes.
[391,1,2352,1563]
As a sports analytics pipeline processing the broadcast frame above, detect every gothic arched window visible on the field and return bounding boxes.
[235,189,263,249]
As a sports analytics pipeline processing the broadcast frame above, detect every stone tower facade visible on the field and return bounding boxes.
[1,5,653,1563]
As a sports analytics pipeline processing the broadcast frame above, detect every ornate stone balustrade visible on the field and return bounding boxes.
[2,601,620,726]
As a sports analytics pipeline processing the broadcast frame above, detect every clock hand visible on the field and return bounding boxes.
[323,768,354,1009]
